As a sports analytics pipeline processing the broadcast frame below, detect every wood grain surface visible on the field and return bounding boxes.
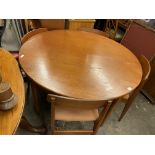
[19,30,142,100]
[0,48,25,135]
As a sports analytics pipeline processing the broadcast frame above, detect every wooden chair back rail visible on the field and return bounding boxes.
[47,94,112,135]
[139,55,151,80]
[126,55,151,100]
[118,55,151,121]
[21,28,48,44]
[77,27,107,36]
[142,54,155,103]
[39,19,65,30]
[47,94,106,109]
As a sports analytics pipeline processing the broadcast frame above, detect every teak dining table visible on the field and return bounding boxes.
[19,30,142,101]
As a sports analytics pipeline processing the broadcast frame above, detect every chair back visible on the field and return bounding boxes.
[39,19,65,30]
[139,55,151,81]
[130,55,151,97]
[78,27,107,36]
[47,94,106,109]
[21,28,48,44]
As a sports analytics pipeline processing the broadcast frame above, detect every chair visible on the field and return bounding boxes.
[47,94,112,135]
[39,19,65,30]
[78,27,109,37]
[78,20,124,42]
[28,19,65,30]
[118,55,151,121]
[21,28,48,44]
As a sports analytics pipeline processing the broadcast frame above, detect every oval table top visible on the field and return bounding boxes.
[0,48,25,135]
[19,30,142,100]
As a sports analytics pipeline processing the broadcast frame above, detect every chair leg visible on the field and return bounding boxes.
[100,98,119,126]
[51,121,55,135]
[118,99,133,121]
[93,102,113,135]
[51,102,55,135]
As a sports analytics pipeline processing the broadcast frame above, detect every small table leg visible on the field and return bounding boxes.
[19,116,47,134]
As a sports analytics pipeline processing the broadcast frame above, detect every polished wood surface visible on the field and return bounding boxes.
[21,28,48,44]
[19,30,142,100]
[0,48,25,135]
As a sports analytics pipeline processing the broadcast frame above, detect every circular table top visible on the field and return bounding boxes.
[19,30,142,100]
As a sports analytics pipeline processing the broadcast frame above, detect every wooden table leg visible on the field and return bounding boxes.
[21,80,48,134]
[19,116,47,134]
[31,82,40,114]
